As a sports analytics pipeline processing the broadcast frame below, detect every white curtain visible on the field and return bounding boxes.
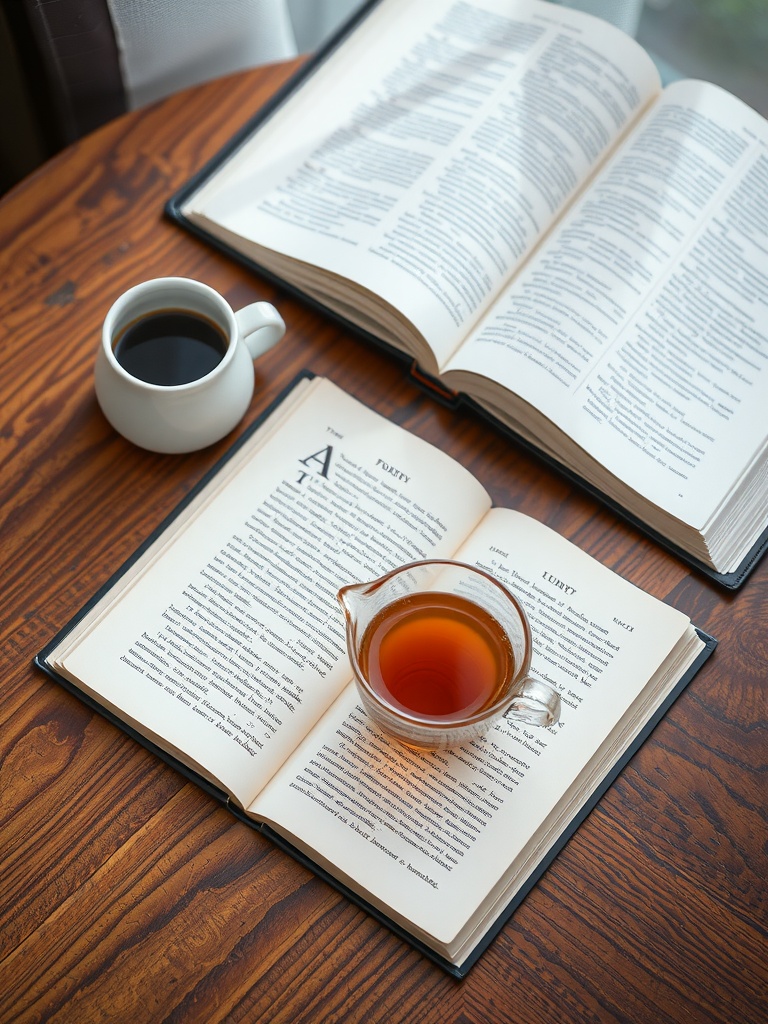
[287,0,367,52]
[106,0,367,109]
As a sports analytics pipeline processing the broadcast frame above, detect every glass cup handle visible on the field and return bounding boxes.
[505,676,561,727]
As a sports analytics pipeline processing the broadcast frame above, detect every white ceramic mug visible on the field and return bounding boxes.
[95,277,285,453]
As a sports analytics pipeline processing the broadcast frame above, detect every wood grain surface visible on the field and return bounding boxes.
[0,59,765,1024]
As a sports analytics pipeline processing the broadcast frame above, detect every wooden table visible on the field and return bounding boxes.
[1,60,765,1024]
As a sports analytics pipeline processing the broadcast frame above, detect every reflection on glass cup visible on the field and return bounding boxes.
[338,560,561,751]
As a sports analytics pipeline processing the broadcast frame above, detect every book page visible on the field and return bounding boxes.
[446,80,768,533]
[185,0,659,370]
[52,379,490,809]
[252,509,702,951]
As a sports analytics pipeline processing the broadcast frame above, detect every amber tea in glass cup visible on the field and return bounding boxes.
[337,560,560,750]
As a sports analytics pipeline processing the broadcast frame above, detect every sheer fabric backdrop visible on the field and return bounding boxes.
[105,0,366,109]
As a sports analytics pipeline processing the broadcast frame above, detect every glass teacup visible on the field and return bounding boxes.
[337,560,560,750]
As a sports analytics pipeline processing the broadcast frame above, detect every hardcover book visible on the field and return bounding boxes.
[37,375,716,976]
[166,0,768,589]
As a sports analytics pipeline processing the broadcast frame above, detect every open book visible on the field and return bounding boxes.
[37,375,715,976]
[167,0,768,589]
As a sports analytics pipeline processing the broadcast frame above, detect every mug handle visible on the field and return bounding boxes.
[235,302,286,359]
[505,676,561,727]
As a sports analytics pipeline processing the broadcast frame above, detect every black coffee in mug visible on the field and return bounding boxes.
[113,309,228,386]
